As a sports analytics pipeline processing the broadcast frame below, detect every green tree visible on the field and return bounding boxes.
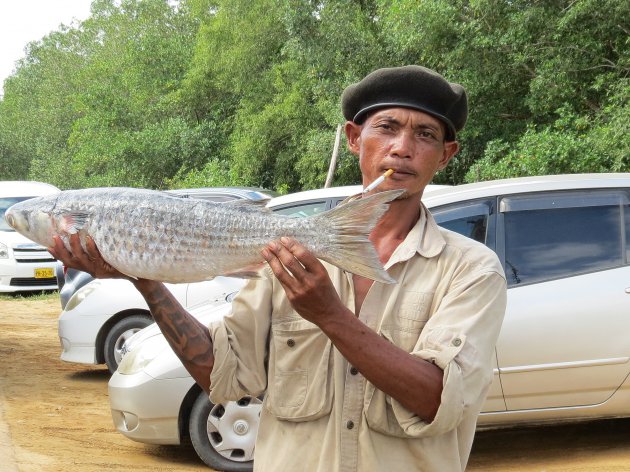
[64,0,201,188]
[0,24,91,186]
[1,0,628,190]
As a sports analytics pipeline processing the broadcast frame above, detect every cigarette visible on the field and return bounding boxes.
[362,169,394,194]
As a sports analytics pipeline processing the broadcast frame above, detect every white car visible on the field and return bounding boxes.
[0,181,61,293]
[59,276,247,372]
[113,303,244,469]
[58,185,363,374]
[110,174,630,471]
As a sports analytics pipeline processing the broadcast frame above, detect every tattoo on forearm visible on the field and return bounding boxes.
[143,285,213,368]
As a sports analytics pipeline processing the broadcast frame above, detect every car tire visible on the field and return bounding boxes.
[104,315,153,373]
[189,391,261,472]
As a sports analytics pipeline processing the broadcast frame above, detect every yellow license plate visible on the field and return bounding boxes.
[35,268,54,279]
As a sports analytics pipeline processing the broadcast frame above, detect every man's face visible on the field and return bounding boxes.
[345,107,459,199]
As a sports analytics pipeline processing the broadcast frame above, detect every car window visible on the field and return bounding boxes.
[432,202,491,245]
[501,192,627,287]
[0,197,34,231]
[272,200,330,217]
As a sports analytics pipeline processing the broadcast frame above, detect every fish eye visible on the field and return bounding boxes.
[6,214,15,228]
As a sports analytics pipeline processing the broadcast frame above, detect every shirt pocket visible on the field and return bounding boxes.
[379,290,432,352]
[265,317,334,421]
[363,290,432,437]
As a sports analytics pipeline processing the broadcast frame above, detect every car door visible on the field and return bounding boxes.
[432,199,506,413]
[495,189,630,410]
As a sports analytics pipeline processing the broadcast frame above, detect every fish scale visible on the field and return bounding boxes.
[6,187,404,284]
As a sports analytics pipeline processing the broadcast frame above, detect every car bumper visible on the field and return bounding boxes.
[57,314,105,365]
[58,336,97,364]
[0,261,58,292]
[108,370,195,445]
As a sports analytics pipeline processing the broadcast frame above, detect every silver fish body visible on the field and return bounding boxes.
[6,187,403,284]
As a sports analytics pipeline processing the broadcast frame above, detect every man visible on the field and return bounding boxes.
[51,65,507,471]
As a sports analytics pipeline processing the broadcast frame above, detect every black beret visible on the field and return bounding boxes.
[341,65,467,141]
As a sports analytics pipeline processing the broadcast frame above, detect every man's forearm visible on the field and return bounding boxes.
[133,279,214,393]
[319,307,443,422]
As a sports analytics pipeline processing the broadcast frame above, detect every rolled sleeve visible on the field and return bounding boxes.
[398,329,468,436]
[364,268,506,438]
[208,272,274,405]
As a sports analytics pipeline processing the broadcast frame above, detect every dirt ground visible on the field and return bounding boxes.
[0,294,208,472]
[3,294,630,472]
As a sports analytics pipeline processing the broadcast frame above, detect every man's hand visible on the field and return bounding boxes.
[48,233,129,280]
[261,237,346,325]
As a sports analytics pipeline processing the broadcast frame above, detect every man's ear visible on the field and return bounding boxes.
[344,121,361,156]
[438,141,460,170]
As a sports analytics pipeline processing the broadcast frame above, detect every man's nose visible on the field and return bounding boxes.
[389,130,415,159]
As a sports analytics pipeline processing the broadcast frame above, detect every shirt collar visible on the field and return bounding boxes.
[384,203,446,269]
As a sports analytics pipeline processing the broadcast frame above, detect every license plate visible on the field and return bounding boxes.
[35,268,54,279]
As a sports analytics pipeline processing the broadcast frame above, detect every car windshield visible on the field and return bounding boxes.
[0,197,33,232]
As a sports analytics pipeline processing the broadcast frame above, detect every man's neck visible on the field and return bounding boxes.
[352,196,422,315]
[371,197,421,243]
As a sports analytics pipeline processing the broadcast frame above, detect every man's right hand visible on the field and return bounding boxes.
[48,233,130,280]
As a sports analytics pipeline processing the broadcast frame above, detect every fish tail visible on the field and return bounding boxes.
[311,189,404,284]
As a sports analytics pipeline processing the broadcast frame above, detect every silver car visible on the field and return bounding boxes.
[110,174,630,471]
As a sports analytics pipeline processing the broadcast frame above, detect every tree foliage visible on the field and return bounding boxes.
[0,0,628,191]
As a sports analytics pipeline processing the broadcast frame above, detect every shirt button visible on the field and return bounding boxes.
[287,339,295,347]
[350,367,359,375]
[452,338,462,347]
[346,420,354,430]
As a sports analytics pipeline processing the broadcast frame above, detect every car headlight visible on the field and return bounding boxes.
[0,242,8,259]
[63,281,101,312]
[117,334,166,375]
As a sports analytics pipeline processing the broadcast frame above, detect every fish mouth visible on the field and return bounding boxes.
[5,212,16,229]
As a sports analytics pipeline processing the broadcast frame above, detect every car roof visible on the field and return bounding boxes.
[423,173,630,207]
[267,183,450,208]
[167,187,277,202]
[268,185,362,207]
[0,181,60,198]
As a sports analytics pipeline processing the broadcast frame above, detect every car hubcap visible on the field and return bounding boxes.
[207,397,262,462]
[233,420,249,435]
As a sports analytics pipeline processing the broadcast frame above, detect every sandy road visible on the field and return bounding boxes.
[0,294,208,472]
[2,294,630,471]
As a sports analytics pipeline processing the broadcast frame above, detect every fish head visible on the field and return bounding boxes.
[5,195,58,247]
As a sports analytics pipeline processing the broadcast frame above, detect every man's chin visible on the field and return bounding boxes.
[394,189,411,200]
[372,185,419,201]
[374,186,413,200]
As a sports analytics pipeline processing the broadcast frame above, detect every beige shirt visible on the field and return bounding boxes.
[209,205,507,472]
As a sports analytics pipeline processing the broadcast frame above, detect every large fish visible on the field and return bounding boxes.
[5,187,403,284]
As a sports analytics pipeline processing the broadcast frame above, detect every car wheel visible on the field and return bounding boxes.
[104,315,153,373]
[189,391,261,472]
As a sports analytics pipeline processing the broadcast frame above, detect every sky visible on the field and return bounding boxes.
[0,0,93,95]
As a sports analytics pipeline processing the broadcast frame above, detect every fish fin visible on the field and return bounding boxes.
[223,262,265,279]
[310,189,404,284]
[223,270,262,279]
[59,212,91,235]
